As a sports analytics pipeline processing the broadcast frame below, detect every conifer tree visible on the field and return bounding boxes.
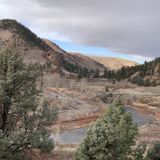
[103,68,108,78]
[0,47,57,160]
[146,142,160,160]
[75,100,138,160]
[94,68,100,78]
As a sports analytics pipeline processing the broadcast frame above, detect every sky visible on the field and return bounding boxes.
[0,0,160,63]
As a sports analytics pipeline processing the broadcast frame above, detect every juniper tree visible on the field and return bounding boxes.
[103,68,108,78]
[0,47,57,160]
[94,68,100,78]
[146,142,160,160]
[75,100,138,160]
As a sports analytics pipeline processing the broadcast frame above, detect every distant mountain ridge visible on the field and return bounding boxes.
[1,18,158,85]
[90,56,137,70]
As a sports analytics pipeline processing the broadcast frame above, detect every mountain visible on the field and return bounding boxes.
[2,18,158,85]
[44,40,106,72]
[90,56,136,70]
[0,19,106,77]
[0,19,64,67]
[43,39,67,54]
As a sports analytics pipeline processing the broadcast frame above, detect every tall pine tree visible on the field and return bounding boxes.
[0,47,57,160]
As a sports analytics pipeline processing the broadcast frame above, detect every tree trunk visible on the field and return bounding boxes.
[0,107,8,132]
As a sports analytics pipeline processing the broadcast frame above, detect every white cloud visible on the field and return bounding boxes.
[132,55,154,63]
[0,0,160,58]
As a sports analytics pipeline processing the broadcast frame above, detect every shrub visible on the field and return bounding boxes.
[75,100,138,160]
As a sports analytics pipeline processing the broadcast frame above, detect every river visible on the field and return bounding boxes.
[52,106,153,144]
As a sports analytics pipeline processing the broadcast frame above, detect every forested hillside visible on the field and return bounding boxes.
[103,58,160,86]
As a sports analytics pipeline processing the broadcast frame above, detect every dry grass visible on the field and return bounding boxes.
[90,56,136,70]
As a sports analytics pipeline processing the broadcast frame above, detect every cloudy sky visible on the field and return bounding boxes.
[0,0,160,63]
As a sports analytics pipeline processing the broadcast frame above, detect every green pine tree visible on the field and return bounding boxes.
[75,100,138,160]
[94,68,100,78]
[0,47,57,160]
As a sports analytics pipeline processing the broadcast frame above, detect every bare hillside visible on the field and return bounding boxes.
[90,56,137,70]
[0,19,65,68]
[64,52,106,72]
[44,40,106,72]
[43,39,67,55]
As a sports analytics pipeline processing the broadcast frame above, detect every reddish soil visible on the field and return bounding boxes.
[53,112,103,130]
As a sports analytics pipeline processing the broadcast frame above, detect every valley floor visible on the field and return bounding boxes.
[36,79,160,159]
